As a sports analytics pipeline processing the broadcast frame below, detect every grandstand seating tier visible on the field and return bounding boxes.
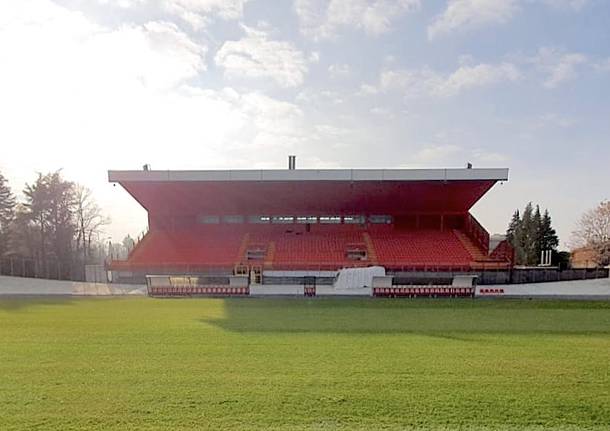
[112,224,511,271]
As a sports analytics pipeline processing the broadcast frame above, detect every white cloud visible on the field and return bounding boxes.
[161,0,249,29]
[379,68,436,95]
[428,0,519,40]
[308,51,320,63]
[537,113,577,128]
[328,63,350,78]
[411,144,463,165]
[471,149,509,163]
[295,0,420,40]
[238,92,305,147]
[314,124,350,136]
[436,62,522,96]
[540,0,588,11]
[97,0,249,29]
[296,89,344,105]
[358,83,379,95]
[215,25,308,88]
[370,106,391,116]
[428,0,588,39]
[0,4,206,92]
[0,1,313,239]
[377,62,521,98]
[594,58,610,72]
[97,0,147,7]
[407,144,509,167]
[533,47,587,88]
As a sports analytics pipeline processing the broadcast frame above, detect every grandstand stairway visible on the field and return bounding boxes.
[453,230,511,269]
[362,232,378,265]
[236,233,250,264]
[264,241,275,267]
[453,230,489,262]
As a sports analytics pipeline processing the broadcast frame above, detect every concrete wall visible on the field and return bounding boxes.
[0,276,145,296]
[250,285,372,296]
[478,277,610,298]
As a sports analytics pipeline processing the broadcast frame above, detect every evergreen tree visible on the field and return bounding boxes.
[540,209,559,251]
[520,202,536,265]
[23,172,76,278]
[533,205,543,264]
[505,203,560,266]
[0,172,16,257]
[506,210,520,245]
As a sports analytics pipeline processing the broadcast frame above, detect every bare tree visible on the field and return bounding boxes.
[571,200,610,266]
[74,184,110,263]
[8,204,37,257]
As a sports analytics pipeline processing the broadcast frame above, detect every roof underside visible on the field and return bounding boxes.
[109,168,508,215]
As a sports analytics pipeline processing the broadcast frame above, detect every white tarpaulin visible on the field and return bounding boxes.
[334,266,386,290]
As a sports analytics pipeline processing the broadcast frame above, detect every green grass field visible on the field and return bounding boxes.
[1,297,609,430]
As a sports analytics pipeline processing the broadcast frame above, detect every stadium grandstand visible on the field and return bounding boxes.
[107,163,514,293]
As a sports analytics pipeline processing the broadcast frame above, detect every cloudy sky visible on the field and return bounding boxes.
[1,0,609,246]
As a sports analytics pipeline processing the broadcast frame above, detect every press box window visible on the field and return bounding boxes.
[319,216,341,224]
[248,215,270,224]
[272,216,294,224]
[296,216,317,224]
[344,215,365,224]
[369,215,392,224]
[198,215,220,224]
[222,215,244,224]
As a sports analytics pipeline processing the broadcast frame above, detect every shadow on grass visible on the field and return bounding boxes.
[200,297,610,335]
[0,295,76,311]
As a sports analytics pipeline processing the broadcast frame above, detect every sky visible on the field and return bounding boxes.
[1,0,609,247]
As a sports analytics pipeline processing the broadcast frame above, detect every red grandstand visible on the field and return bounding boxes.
[107,167,513,278]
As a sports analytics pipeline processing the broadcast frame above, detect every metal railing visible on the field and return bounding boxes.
[465,213,490,254]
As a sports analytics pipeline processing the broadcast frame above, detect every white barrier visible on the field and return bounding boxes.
[334,266,385,290]
[477,278,610,298]
[0,275,145,296]
[249,285,304,295]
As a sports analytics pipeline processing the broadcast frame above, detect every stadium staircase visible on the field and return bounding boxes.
[236,233,250,263]
[264,241,275,267]
[453,230,489,261]
[246,226,365,269]
[362,232,378,265]
[454,230,512,269]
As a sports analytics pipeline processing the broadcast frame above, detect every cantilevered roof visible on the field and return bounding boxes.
[108,168,508,183]
[108,168,509,215]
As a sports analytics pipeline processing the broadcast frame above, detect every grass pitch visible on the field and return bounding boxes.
[1,297,609,430]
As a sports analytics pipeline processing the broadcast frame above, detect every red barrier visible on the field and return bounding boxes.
[479,288,504,295]
[304,286,316,297]
[372,285,474,298]
[148,285,250,297]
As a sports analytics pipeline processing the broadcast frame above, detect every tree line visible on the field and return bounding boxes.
[505,202,559,266]
[506,200,610,267]
[0,170,120,280]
